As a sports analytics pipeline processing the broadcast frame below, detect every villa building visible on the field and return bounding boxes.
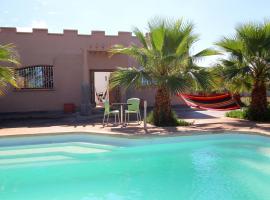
[0,27,183,114]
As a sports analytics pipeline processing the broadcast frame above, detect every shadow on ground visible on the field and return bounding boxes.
[0,105,269,135]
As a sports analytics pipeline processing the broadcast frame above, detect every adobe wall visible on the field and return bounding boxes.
[0,27,184,113]
[0,28,138,113]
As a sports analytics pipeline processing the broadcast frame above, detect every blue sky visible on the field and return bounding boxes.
[1,0,270,66]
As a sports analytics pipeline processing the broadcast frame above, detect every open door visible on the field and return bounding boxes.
[90,70,121,107]
[93,72,110,107]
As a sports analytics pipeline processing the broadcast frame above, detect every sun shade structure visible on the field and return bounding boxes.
[178,93,240,110]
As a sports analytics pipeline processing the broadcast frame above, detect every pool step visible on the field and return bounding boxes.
[0,142,117,166]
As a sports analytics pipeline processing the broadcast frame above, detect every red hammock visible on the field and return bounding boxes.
[178,93,240,111]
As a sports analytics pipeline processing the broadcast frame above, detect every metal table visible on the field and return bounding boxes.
[112,102,131,127]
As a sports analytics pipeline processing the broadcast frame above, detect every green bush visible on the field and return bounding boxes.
[226,107,270,121]
[147,110,192,127]
[225,108,248,119]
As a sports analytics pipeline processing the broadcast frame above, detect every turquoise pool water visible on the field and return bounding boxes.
[0,133,270,200]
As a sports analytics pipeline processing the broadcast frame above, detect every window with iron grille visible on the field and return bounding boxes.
[16,65,54,89]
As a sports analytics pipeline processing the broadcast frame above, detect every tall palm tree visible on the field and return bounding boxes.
[109,18,217,126]
[216,21,270,120]
[0,44,20,94]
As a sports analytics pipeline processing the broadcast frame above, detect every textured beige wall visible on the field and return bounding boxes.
[0,28,184,113]
[0,28,137,113]
[0,54,83,112]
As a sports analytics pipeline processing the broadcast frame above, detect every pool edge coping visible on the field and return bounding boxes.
[0,129,270,140]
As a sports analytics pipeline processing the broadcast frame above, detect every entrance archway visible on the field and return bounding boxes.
[89,69,121,107]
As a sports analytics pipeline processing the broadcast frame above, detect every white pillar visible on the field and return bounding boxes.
[80,48,92,115]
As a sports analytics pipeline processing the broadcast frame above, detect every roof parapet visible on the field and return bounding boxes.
[91,31,105,37]
[0,27,134,38]
[63,29,78,36]
[32,28,48,34]
[118,31,132,37]
[0,27,17,33]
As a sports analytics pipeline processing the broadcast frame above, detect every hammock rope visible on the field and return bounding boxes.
[178,93,240,111]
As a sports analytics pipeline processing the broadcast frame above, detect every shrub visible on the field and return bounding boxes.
[147,110,192,127]
[226,108,248,119]
[226,107,270,121]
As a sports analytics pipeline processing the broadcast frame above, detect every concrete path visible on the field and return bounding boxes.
[0,108,269,137]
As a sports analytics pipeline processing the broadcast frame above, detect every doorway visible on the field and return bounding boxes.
[94,72,110,107]
[90,70,121,107]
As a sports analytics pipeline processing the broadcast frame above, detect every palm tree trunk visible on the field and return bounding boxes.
[153,87,173,126]
[232,93,245,107]
[250,81,267,119]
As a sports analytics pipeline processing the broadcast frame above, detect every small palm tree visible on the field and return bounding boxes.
[0,44,20,94]
[216,21,270,120]
[109,18,217,126]
[210,63,252,106]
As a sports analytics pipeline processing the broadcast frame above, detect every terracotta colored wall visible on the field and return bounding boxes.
[0,28,184,113]
[0,54,83,112]
[0,28,137,113]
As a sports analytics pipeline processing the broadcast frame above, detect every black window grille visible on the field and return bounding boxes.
[16,65,54,89]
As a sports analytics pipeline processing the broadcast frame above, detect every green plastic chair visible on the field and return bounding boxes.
[103,100,120,126]
[125,98,141,124]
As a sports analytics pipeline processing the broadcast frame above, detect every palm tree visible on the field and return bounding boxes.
[210,63,252,106]
[109,18,217,126]
[0,44,20,94]
[216,21,270,120]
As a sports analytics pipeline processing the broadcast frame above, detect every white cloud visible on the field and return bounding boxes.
[17,20,48,32]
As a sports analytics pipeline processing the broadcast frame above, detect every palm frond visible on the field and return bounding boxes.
[186,68,214,91]
[109,17,217,94]
[133,27,148,49]
[109,67,152,90]
[158,74,190,94]
[0,66,17,91]
[0,44,20,95]
[193,48,220,58]
[110,44,148,66]
[216,37,244,62]
[148,20,165,52]
[0,44,20,65]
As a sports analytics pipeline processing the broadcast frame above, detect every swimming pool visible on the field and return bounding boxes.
[0,133,269,200]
